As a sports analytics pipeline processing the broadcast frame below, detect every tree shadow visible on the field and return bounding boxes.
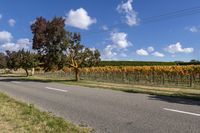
[149,95,200,106]
[0,77,77,83]
[0,75,26,78]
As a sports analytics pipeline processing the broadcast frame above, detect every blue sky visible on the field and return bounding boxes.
[1,0,200,61]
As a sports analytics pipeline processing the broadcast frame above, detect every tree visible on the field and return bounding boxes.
[31,17,68,71]
[65,33,100,81]
[5,50,38,76]
[190,59,200,63]
[6,50,21,71]
[19,49,38,77]
[0,53,7,69]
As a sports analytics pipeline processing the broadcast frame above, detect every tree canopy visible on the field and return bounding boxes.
[65,33,100,81]
[31,17,68,71]
[5,49,38,76]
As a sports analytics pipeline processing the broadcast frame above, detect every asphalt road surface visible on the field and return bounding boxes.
[0,77,200,133]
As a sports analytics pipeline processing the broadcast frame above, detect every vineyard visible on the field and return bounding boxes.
[35,65,200,88]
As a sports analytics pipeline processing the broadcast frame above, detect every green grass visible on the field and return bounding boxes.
[0,93,91,133]
[21,76,200,100]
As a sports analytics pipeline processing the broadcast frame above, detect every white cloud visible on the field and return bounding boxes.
[165,42,194,54]
[8,19,16,27]
[1,38,31,51]
[136,49,149,56]
[89,47,96,52]
[102,31,132,59]
[147,46,154,53]
[65,8,97,30]
[103,45,117,59]
[110,32,131,49]
[152,51,164,57]
[102,25,108,31]
[1,42,17,51]
[117,0,139,26]
[0,31,13,43]
[16,38,31,49]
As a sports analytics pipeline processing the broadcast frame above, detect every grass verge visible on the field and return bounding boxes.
[21,76,200,100]
[0,93,90,133]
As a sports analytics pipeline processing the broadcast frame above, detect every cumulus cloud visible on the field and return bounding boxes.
[117,0,139,26]
[136,46,164,58]
[0,31,13,43]
[65,8,97,30]
[102,31,132,59]
[152,51,164,57]
[103,45,117,59]
[147,46,154,53]
[136,49,149,56]
[8,19,16,27]
[110,32,132,49]
[1,38,31,51]
[165,42,194,54]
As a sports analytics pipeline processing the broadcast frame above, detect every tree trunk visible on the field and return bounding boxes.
[74,68,80,81]
[25,69,29,77]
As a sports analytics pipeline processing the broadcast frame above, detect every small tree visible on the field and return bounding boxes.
[66,33,100,81]
[6,50,21,71]
[5,50,38,76]
[19,49,38,77]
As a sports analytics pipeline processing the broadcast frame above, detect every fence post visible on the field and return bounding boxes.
[152,70,155,84]
[162,73,165,85]
[189,74,193,87]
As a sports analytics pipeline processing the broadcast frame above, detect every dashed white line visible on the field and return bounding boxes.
[163,108,200,117]
[45,87,68,92]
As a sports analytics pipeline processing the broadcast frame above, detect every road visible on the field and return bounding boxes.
[0,77,200,133]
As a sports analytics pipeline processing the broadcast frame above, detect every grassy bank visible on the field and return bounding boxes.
[22,76,200,100]
[0,93,90,133]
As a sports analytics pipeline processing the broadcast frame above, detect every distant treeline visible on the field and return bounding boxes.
[176,62,200,65]
[99,61,176,66]
[99,61,200,66]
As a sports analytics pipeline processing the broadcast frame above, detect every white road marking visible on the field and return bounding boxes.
[45,87,68,92]
[11,81,21,84]
[163,108,200,117]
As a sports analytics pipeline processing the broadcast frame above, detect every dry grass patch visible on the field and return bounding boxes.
[0,93,91,133]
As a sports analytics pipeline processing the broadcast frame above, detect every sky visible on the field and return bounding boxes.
[1,0,200,61]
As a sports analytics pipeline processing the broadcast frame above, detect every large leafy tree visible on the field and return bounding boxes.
[31,17,68,71]
[66,33,101,81]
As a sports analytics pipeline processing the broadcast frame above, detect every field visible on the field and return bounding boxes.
[33,65,200,88]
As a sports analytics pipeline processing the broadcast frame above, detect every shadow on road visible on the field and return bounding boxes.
[149,95,200,106]
[0,76,76,83]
